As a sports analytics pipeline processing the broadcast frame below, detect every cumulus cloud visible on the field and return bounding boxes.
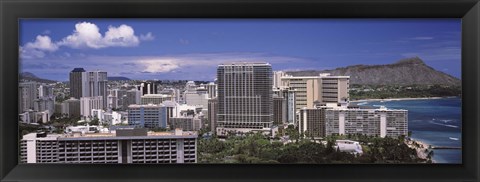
[20,22,152,58]
[20,35,58,58]
[58,22,140,49]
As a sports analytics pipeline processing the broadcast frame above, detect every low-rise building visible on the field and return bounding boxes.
[20,128,197,164]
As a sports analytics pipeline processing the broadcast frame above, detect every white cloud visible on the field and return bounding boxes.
[20,35,58,58]
[25,35,59,52]
[138,59,180,73]
[21,22,153,58]
[58,22,140,49]
[140,32,155,41]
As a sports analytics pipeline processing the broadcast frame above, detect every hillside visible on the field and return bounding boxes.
[286,57,461,86]
[20,72,57,83]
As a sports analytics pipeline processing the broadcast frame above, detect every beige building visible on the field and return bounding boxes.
[281,73,350,111]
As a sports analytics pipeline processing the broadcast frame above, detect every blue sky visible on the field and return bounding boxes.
[19,19,461,81]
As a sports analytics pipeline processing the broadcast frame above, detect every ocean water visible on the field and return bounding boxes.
[354,97,462,164]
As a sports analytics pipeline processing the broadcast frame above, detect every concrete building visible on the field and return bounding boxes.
[325,106,408,138]
[124,89,141,109]
[281,73,349,111]
[184,87,209,107]
[81,71,108,108]
[216,62,273,134]
[38,84,54,98]
[273,87,297,125]
[107,94,118,109]
[205,82,217,99]
[208,98,218,133]
[141,94,172,105]
[273,71,286,88]
[61,98,81,118]
[80,96,104,118]
[298,107,329,138]
[273,95,287,126]
[320,74,350,103]
[19,82,38,113]
[138,82,158,96]
[127,104,168,128]
[69,68,85,99]
[170,117,202,131]
[34,97,55,117]
[20,128,197,164]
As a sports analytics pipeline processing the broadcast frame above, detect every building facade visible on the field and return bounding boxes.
[19,82,38,113]
[69,68,85,99]
[20,129,197,164]
[216,62,273,132]
[141,94,172,105]
[325,107,408,138]
[207,98,218,132]
[81,71,108,108]
[80,96,104,117]
[128,104,168,128]
[272,95,286,126]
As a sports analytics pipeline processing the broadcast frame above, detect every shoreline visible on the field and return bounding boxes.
[405,138,436,163]
[350,96,458,103]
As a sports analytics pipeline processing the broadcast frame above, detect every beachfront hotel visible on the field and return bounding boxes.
[20,128,197,164]
[216,62,273,135]
[279,73,350,111]
[298,104,408,138]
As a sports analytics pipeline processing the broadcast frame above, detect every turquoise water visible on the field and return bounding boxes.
[354,97,462,164]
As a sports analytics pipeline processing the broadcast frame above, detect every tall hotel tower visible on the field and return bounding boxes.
[69,68,86,99]
[216,62,273,135]
[69,68,108,108]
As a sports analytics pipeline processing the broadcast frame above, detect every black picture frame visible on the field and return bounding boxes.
[1,0,479,181]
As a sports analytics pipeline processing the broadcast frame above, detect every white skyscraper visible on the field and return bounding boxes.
[80,96,104,117]
[81,71,108,109]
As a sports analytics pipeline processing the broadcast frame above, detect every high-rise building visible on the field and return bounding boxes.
[325,106,408,138]
[80,96,104,117]
[184,87,209,107]
[216,62,273,134]
[207,98,218,132]
[281,73,349,110]
[38,84,54,98]
[69,68,85,99]
[128,104,168,128]
[320,74,350,103]
[273,71,286,88]
[19,82,38,113]
[20,128,197,164]
[273,95,286,126]
[298,107,329,138]
[138,81,158,96]
[34,97,55,117]
[125,89,141,109]
[82,71,108,108]
[273,87,297,125]
[205,82,217,99]
[61,98,80,118]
